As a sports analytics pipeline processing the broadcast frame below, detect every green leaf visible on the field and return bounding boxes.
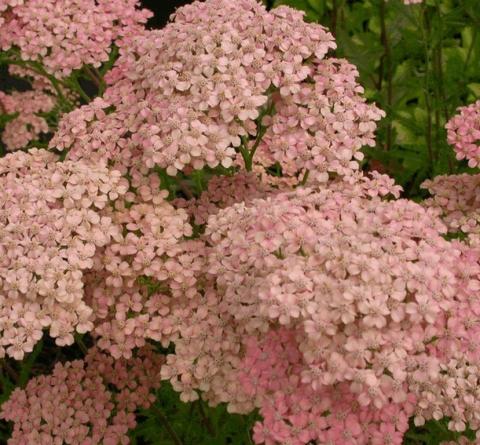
[130,382,259,445]
[467,82,480,98]
[306,0,325,15]
[18,339,43,388]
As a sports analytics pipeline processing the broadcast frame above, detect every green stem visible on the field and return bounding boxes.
[239,135,253,171]
[240,145,252,171]
[84,66,101,88]
[463,27,478,75]
[3,58,74,111]
[74,334,88,355]
[151,405,183,445]
[1,360,19,383]
[99,45,119,77]
[191,170,205,196]
[18,339,43,387]
[241,96,275,171]
[246,125,268,170]
[299,169,310,186]
[435,44,449,123]
[67,75,91,103]
[84,65,107,95]
[331,0,338,36]
[196,400,215,436]
[433,0,449,123]
[379,0,393,151]
[419,5,434,168]
[433,36,454,172]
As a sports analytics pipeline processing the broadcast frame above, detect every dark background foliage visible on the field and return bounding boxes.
[141,0,194,28]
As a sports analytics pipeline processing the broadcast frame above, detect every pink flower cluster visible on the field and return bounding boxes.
[50,0,383,183]
[205,186,452,346]
[245,328,415,445]
[0,149,127,359]
[446,100,480,168]
[422,173,480,239]
[158,183,480,444]
[0,0,151,77]
[0,346,163,445]
[254,58,383,182]
[83,189,204,359]
[441,438,476,445]
[173,171,274,225]
[0,89,55,150]
[409,239,480,435]
[0,146,207,363]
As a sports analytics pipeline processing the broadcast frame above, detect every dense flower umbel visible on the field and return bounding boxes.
[83,190,205,359]
[254,58,383,182]
[413,239,480,435]
[244,328,415,445]
[0,149,127,358]
[173,171,275,225]
[0,89,55,150]
[422,173,480,239]
[173,185,480,444]
[51,0,383,183]
[205,186,453,345]
[0,146,206,361]
[446,100,480,168]
[0,0,151,77]
[0,346,163,445]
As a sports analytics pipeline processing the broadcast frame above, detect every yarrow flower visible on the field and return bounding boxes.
[0,346,163,445]
[51,0,383,184]
[245,328,414,445]
[173,171,275,225]
[83,189,205,359]
[0,89,55,150]
[0,149,127,358]
[422,173,480,240]
[157,183,480,444]
[446,100,480,168]
[0,0,151,77]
